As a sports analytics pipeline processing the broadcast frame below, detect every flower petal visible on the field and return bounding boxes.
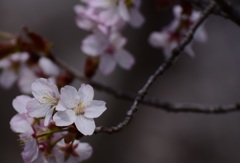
[27,99,51,118]
[12,95,31,114]
[78,84,94,106]
[0,69,17,89]
[99,54,117,75]
[99,7,120,26]
[31,78,59,104]
[115,49,135,70]
[185,45,195,57]
[60,86,79,108]
[18,66,37,94]
[118,1,130,21]
[129,8,145,28]
[39,57,60,76]
[10,114,34,134]
[75,115,95,136]
[55,100,66,111]
[110,32,126,50]
[148,32,169,48]
[44,107,54,126]
[84,100,107,118]
[53,110,76,126]
[195,26,207,43]
[75,142,93,162]
[81,32,107,56]
[21,136,39,163]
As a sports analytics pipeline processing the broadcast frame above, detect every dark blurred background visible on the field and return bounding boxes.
[1,0,240,163]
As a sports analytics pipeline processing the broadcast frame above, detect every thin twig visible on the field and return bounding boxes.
[142,99,240,114]
[94,1,217,134]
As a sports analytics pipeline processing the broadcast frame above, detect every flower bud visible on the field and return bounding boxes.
[84,56,99,78]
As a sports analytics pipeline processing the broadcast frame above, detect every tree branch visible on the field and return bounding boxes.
[94,1,216,134]
[142,99,240,114]
[214,0,240,26]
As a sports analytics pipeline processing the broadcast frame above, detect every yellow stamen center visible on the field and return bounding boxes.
[74,102,84,115]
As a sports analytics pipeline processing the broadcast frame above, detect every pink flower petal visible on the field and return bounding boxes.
[60,86,79,108]
[31,78,59,104]
[21,136,39,163]
[149,32,169,48]
[115,49,135,70]
[44,107,54,126]
[129,8,145,28]
[84,100,107,118]
[53,110,76,126]
[110,32,126,50]
[18,66,37,94]
[81,32,107,56]
[55,100,66,111]
[118,1,130,21]
[78,84,94,106]
[99,54,117,75]
[10,114,34,134]
[27,99,51,118]
[0,69,17,89]
[75,115,95,135]
[39,57,60,76]
[12,95,31,114]
[75,142,93,162]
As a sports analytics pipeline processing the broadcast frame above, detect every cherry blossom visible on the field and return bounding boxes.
[0,52,29,89]
[82,31,135,75]
[149,5,207,58]
[26,78,63,126]
[74,4,112,34]
[53,84,107,135]
[81,0,144,28]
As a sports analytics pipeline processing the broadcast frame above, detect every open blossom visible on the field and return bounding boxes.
[26,78,63,126]
[75,0,144,76]
[82,31,134,75]
[0,51,61,94]
[149,5,207,58]
[0,52,29,89]
[81,0,144,28]
[53,140,93,163]
[74,4,116,34]
[53,84,107,135]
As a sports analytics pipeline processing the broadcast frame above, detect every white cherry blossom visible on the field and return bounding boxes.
[0,52,29,89]
[82,0,144,28]
[53,84,107,135]
[26,78,63,126]
[82,31,135,75]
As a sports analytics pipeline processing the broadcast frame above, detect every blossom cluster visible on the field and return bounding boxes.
[10,78,107,162]
[149,4,207,58]
[74,0,144,75]
[0,29,75,94]
[0,52,61,93]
